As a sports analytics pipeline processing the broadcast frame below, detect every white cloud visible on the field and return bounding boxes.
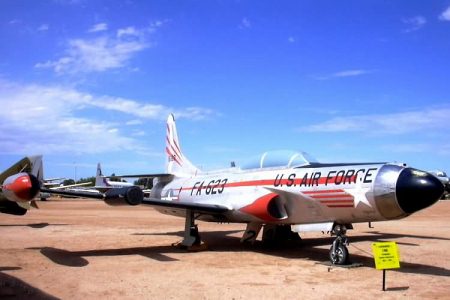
[381,143,450,156]
[88,22,108,33]
[36,36,147,73]
[333,70,372,77]
[439,6,450,21]
[288,36,295,43]
[89,97,215,121]
[35,25,157,74]
[8,19,21,25]
[301,107,450,134]
[313,69,374,80]
[240,18,251,29]
[380,143,431,154]
[117,26,139,38]
[126,119,143,126]
[132,130,146,137]
[402,16,426,32]
[38,24,49,31]
[0,80,214,155]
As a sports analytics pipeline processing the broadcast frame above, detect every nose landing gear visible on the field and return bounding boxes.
[329,224,349,265]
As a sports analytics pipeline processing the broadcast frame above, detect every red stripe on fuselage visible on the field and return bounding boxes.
[309,194,353,199]
[319,200,354,204]
[179,176,363,191]
[303,189,345,194]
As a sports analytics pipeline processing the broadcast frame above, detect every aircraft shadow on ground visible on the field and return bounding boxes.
[132,229,243,237]
[0,223,69,229]
[28,230,450,277]
[0,271,58,300]
[27,245,180,267]
[362,231,450,241]
[0,267,21,271]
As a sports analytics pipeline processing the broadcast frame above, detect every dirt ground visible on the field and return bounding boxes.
[0,199,449,299]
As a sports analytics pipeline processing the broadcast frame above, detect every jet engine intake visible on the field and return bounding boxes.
[104,186,143,206]
[1,172,40,203]
[240,193,288,222]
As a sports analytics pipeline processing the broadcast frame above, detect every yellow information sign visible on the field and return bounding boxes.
[372,241,400,270]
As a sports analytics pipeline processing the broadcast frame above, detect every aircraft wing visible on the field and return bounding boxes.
[104,173,172,179]
[40,187,230,214]
[141,198,230,214]
[49,182,92,190]
[40,188,104,199]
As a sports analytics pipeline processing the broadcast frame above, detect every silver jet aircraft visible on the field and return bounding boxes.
[3,115,444,264]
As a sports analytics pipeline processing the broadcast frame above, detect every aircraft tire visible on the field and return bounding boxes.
[329,244,349,265]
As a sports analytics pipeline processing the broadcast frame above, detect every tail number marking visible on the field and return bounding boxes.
[191,179,228,196]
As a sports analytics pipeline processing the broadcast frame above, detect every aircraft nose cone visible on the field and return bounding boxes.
[396,168,444,214]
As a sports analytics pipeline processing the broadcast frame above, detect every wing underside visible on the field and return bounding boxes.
[142,198,230,214]
[40,187,230,215]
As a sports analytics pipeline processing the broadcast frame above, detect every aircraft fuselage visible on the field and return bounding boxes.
[154,163,442,225]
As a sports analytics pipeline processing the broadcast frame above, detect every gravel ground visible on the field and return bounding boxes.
[1,199,449,299]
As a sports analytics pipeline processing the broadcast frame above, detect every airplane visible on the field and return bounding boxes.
[94,163,133,192]
[428,170,449,199]
[0,156,43,215]
[49,182,93,190]
[3,115,445,265]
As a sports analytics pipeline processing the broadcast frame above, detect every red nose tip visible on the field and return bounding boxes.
[2,173,40,202]
[4,174,33,199]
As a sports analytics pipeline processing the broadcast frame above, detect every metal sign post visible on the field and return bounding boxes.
[372,241,400,291]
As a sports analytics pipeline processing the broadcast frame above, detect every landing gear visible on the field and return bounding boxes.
[261,225,301,246]
[241,223,262,244]
[173,209,207,251]
[329,224,349,265]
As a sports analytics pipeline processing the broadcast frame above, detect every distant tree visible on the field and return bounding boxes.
[62,179,75,186]
[109,173,128,183]
[133,178,153,189]
[76,176,95,186]
[109,173,120,182]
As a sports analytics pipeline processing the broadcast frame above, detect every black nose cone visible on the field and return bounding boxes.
[396,168,444,214]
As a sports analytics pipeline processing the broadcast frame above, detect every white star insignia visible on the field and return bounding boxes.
[347,182,372,208]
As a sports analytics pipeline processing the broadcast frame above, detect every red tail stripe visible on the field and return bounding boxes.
[166,137,182,158]
[165,147,182,167]
[173,139,182,156]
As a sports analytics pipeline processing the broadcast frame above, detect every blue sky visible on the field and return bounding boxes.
[1,1,450,180]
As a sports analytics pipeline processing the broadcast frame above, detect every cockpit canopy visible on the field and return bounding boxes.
[240,150,318,170]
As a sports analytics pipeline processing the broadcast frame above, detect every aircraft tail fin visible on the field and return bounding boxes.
[166,114,199,177]
[0,155,43,184]
[95,163,108,186]
[30,156,44,182]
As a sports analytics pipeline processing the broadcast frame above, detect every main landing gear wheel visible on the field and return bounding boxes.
[329,224,350,265]
[329,243,348,265]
